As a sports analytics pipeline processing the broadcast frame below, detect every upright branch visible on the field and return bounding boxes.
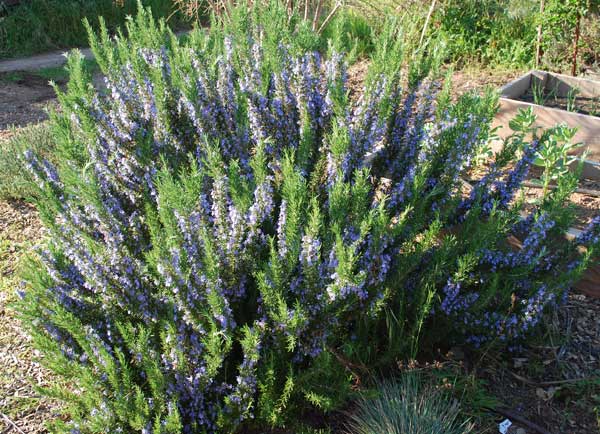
[571,7,581,75]
[419,0,438,46]
[536,0,545,68]
[317,1,342,34]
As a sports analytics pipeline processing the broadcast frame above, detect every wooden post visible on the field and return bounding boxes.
[535,0,545,68]
[571,8,581,76]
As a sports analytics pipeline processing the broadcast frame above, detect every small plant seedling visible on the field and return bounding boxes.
[531,80,546,106]
[532,125,583,197]
[0,71,24,83]
[566,87,580,112]
[508,107,537,133]
[590,97,600,117]
[530,80,558,107]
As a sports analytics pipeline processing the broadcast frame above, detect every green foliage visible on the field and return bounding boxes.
[580,10,600,68]
[566,87,580,112]
[533,123,582,197]
[0,0,187,59]
[323,9,374,62]
[0,123,56,200]
[507,107,584,198]
[346,374,473,434]
[531,79,553,106]
[435,0,538,68]
[346,0,540,69]
[538,0,600,72]
[350,0,599,71]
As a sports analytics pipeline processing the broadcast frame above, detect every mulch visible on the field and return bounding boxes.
[467,292,600,434]
[0,199,59,433]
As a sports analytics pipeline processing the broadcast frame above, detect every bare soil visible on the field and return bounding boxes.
[449,67,525,98]
[481,292,600,434]
[517,166,600,230]
[0,72,61,130]
[437,293,600,434]
[0,48,93,74]
[522,182,600,229]
[519,89,600,117]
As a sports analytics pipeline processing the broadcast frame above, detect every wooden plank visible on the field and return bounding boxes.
[492,97,600,162]
[574,266,600,298]
[495,71,600,177]
[499,72,534,99]
[565,228,600,298]
[501,70,600,99]
[493,70,600,180]
[544,71,600,98]
[572,159,600,179]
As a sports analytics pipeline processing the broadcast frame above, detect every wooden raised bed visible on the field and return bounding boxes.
[492,70,600,180]
[490,71,600,297]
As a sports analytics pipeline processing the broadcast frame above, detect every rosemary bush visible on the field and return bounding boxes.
[17,5,600,433]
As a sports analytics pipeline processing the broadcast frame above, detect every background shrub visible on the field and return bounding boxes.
[435,0,538,68]
[349,0,600,72]
[539,0,600,73]
[16,3,600,433]
[0,0,186,59]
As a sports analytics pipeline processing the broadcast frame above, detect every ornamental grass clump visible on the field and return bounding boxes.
[345,375,473,434]
[17,5,600,433]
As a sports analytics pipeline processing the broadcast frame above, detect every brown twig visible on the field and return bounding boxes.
[571,9,581,76]
[419,0,437,46]
[316,1,342,35]
[484,407,553,434]
[509,370,586,387]
[311,0,323,32]
[286,0,294,19]
[1,413,26,434]
[535,0,545,68]
[520,180,600,197]
[326,346,370,385]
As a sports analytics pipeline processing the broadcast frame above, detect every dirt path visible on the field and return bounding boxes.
[0,68,105,132]
[0,49,93,74]
[0,29,191,74]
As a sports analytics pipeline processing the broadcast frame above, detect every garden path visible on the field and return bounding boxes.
[0,29,192,74]
[0,48,93,73]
